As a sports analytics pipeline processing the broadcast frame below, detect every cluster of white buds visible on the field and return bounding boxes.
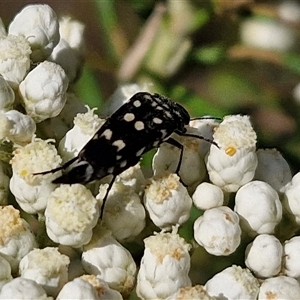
[1,3,300,300]
[58,106,105,162]
[153,126,207,190]
[0,3,85,147]
[193,206,241,256]
[245,234,282,278]
[10,138,62,214]
[45,184,99,247]
[19,247,69,297]
[144,173,192,229]
[136,226,191,299]
[0,277,50,299]
[99,180,146,241]
[82,224,137,298]
[205,265,260,299]
[0,206,37,274]
[206,115,258,192]
[56,275,122,299]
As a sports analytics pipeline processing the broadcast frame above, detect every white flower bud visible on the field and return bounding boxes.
[1,110,36,145]
[283,172,300,225]
[10,138,62,214]
[206,115,257,192]
[153,127,206,189]
[254,148,292,193]
[45,184,99,247]
[8,4,59,62]
[49,16,85,82]
[136,227,191,300]
[0,76,14,111]
[114,163,145,194]
[0,277,50,300]
[57,277,99,300]
[166,285,215,300]
[10,138,61,181]
[0,35,31,88]
[240,18,295,52]
[19,247,69,297]
[57,275,122,300]
[189,117,219,158]
[192,182,224,210]
[212,115,257,151]
[234,181,282,236]
[194,206,241,256]
[205,265,260,299]
[102,83,150,116]
[81,275,123,299]
[0,255,12,289]
[58,106,104,162]
[99,181,146,241]
[258,276,300,300]
[144,173,192,230]
[282,236,300,278]
[82,225,136,298]
[83,275,122,299]
[37,92,87,141]
[19,61,69,122]
[49,38,80,82]
[59,16,85,52]
[0,206,37,273]
[0,18,6,37]
[245,234,282,278]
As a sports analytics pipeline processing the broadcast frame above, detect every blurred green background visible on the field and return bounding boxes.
[1,0,300,172]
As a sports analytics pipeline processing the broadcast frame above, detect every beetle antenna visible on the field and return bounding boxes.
[33,156,79,176]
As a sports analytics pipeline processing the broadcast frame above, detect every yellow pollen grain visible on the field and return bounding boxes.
[225,146,236,156]
[20,169,28,177]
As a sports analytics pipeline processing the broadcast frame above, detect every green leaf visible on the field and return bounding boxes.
[93,0,120,63]
[170,85,228,117]
[75,66,104,110]
[193,45,226,65]
[284,53,300,76]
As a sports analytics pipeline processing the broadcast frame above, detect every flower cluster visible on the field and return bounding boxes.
[1,3,300,300]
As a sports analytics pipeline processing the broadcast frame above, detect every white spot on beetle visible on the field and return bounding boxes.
[112,139,126,151]
[134,121,144,131]
[124,113,135,122]
[133,100,141,107]
[100,129,113,140]
[160,129,167,138]
[153,117,162,124]
[120,160,127,168]
[136,147,145,157]
[165,111,172,118]
[143,94,152,101]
